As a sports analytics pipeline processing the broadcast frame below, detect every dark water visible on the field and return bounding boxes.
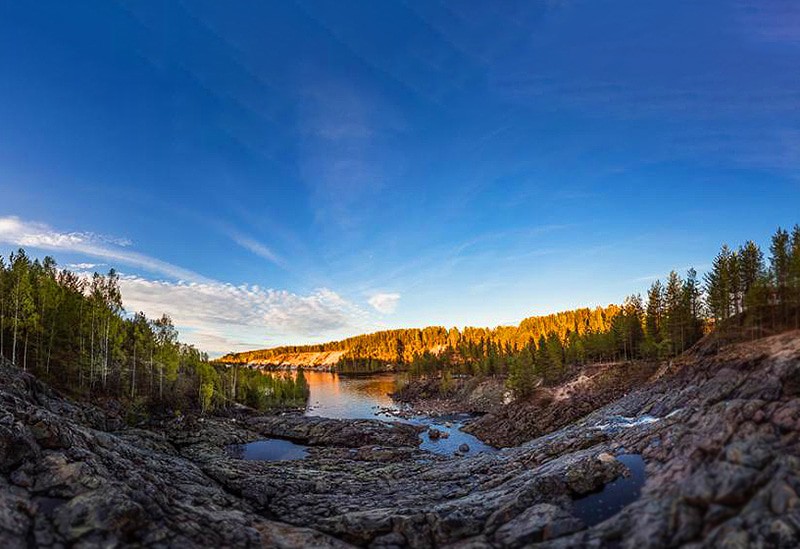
[303,371,496,456]
[228,439,309,461]
[571,454,646,526]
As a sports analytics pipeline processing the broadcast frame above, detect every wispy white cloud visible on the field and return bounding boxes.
[227,231,287,269]
[0,216,378,356]
[66,262,105,271]
[119,276,369,355]
[0,216,208,282]
[453,224,570,255]
[295,76,404,227]
[368,292,401,314]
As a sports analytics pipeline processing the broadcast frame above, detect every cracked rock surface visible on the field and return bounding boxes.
[2,332,800,547]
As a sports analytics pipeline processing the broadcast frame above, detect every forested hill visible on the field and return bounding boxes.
[218,306,623,365]
[222,224,800,381]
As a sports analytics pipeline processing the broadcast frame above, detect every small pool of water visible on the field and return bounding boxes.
[228,439,309,461]
[571,454,646,526]
[415,415,498,455]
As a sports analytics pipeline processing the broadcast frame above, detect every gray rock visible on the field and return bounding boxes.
[494,503,579,547]
[2,331,800,547]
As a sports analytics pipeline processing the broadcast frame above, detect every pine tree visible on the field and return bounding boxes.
[664,271,686,355]
[738,241,765,300]
[771,227,791,323]
[0,256,5,361]
[613,294,644,360]
[153,314,179,400]
[507,346,536,398]
[728,250,741,315]
[705,245,733,325]
[644,280,665,358]
[682,268,704,347]
[790,225,800,327]
[9,250,32,367]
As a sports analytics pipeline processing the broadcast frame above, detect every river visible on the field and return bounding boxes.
[303,371,495,456]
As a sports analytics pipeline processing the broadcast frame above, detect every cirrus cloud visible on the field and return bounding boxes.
[1,216,374,356]
[0,216,207,282]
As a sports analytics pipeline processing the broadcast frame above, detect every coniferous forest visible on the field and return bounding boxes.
[224,226,800,397]
[0,250,308,418]
[3,225,799,411]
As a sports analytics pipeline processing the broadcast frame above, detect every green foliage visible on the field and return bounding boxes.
[3,224,798,411]
[439,369,454,395]
[705,226,800,333]
[224,307,622,365]
[706,245,735,323]
[199,383,214,414]
[225,226,800,399]
[336,356,393,374]
[0,250,309,415]
[507,346,536,398]
[236,369,308,410]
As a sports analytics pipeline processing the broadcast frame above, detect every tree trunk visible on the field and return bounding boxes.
[150,348,154,396]
[131,335,136,399]
[1,298,5,361]
[79,300,84,390]
[38,294,45,372]
[46,313,56,376]
[90,307,95,388]
[103,318,110,389]
[12,282,20,366]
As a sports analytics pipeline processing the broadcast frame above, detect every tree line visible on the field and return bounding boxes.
[705,228,800,335]
[0,249,308,417]
[221,308,623,366]
[223,225,800,399]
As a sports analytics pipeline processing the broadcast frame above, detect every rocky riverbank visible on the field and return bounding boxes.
[465,360,660,448]
[393,360,661,448]
[2,331,800,547]
[392,376,509,416]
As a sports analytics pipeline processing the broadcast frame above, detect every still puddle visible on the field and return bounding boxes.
[228,439,309,461]
[572,454,646,526]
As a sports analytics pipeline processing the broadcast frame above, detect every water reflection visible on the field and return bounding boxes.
[571,454,646,526]
[304,372,400,419]
[302,371,496,456]
[228,439,309,461]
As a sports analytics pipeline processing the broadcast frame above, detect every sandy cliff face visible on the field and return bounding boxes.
[243,350,347,369]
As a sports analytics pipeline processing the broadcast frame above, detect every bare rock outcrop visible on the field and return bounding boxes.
[2,331,800,547]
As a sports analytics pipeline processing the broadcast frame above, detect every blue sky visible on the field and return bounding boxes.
[1,1,799,355]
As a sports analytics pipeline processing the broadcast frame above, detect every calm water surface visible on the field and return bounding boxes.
[304,372,399,419]
[228,439,309,461]
[304,371,496,456]
[572,454,646,526]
